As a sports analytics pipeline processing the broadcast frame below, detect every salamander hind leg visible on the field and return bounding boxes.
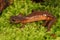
[46,17,56,31]
[20,23,26,29]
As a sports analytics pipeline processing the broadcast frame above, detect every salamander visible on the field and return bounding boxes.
[10,10,56,31]
[0,0,13,15]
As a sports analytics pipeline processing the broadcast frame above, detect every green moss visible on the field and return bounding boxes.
[0,0,60,40]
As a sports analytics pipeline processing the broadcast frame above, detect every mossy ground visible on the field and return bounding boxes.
[0,0,60,40]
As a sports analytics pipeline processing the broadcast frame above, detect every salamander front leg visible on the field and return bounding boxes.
[42,20,49,27]
[20,23,26,28]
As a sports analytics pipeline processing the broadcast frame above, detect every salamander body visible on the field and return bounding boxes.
[10,10,56,31]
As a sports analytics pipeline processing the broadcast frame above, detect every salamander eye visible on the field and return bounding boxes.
[12,18,16,22]
[10,18,16,23]
[10,16,17,23]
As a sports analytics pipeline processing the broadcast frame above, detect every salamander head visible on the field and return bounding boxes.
[10,15,25,23]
